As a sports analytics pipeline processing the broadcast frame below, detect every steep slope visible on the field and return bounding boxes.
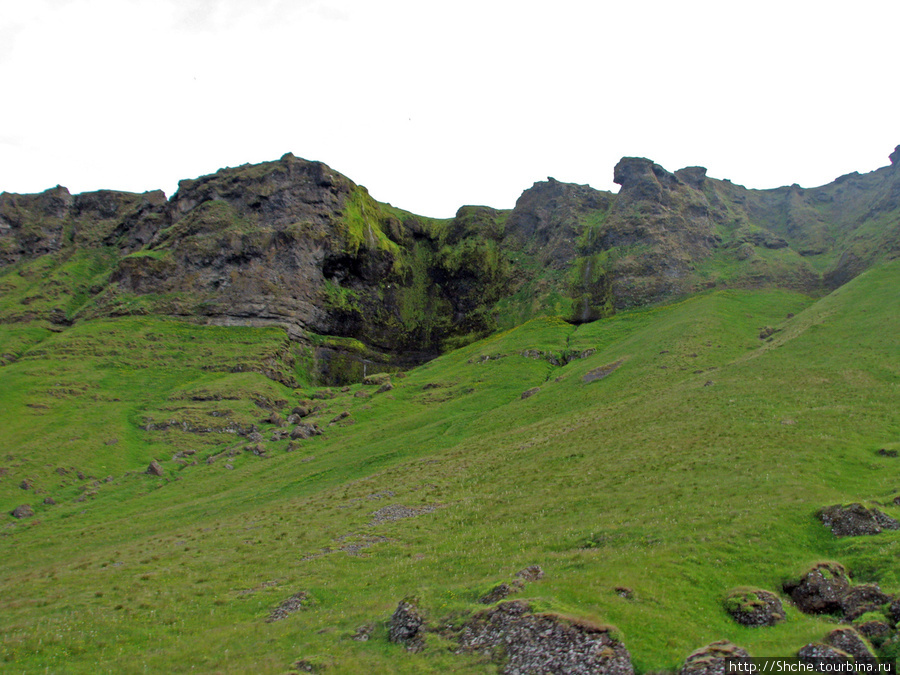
[1,260,898,673]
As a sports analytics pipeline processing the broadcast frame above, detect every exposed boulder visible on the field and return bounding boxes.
[328,411,350,425]
[840,584,892,621]
[458,600,633,675]
[856,619,892,645]
[723,588,785,627]
[42,497,56,506]
[146,460,164,477]
[11,504,34,519]
[819,503,900,537]
[261,412,286,427]
[290,423,322,440]
[515,565,545,582]
[388,598,425,652]
[351,623,375,642]
[520,387,540,400]
[825,627,877,666]
[797,643,852,665]
[783,562,850,614]
[680,640,750,675]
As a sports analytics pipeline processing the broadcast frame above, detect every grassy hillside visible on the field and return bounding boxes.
[1,261,899,673]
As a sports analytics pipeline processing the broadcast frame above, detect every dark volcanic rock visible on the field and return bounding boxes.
[856,619,892,644]
[723,588,786,627]
[797,643,852,666]
[783,562,850,615]
[887,598,900,625]
[819,503,900,537]
[840,584,892,621]
[388,598,425,652]
[505,178,612,268]
[680,640,751,675]
[825,627,877,666]
[458,600,634,675]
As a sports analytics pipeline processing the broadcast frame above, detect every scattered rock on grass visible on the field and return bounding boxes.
[363,373,391,386]
[376,382,394,394]
[582,359,624,384]
[244,443,267,457]
[42,497,56,506]
[370,504,435,524]
[615,586,635,600]
[388,598,425,652]
[292,658,323,673]
[723,588,785,627]
[783,562,850,614]
[680,641,751,675]
[266,591,309,623]
[290,423,322,440]
[458,600,634,675]
[11,504,34,519]
[329,411,350,425]
[515,565,545,582]
[819,503,900,537]
[352,623,375,642]
[146,460,164,477]
[520,387,540,400]
[261,412,286,427]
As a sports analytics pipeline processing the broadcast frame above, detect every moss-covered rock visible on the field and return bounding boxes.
[723,588,785,627]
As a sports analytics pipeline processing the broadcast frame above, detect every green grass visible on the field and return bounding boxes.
[1,261,899,673]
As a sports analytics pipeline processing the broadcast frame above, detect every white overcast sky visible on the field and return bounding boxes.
[1,0,898,217]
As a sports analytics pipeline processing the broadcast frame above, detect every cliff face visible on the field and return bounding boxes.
[1,146,898,380]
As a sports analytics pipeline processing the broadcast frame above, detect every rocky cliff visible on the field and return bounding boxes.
[1,146,898,381]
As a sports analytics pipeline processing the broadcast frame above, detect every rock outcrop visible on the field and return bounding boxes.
[3,145,900,382]
[680,640,751,675]
[723,588,786,627]
[783,562,850,614]
[457,600,634,675]
[388,598,425,652]
[819,503,900,537]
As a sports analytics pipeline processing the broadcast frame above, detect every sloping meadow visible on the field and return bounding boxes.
[1,261,899,673]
